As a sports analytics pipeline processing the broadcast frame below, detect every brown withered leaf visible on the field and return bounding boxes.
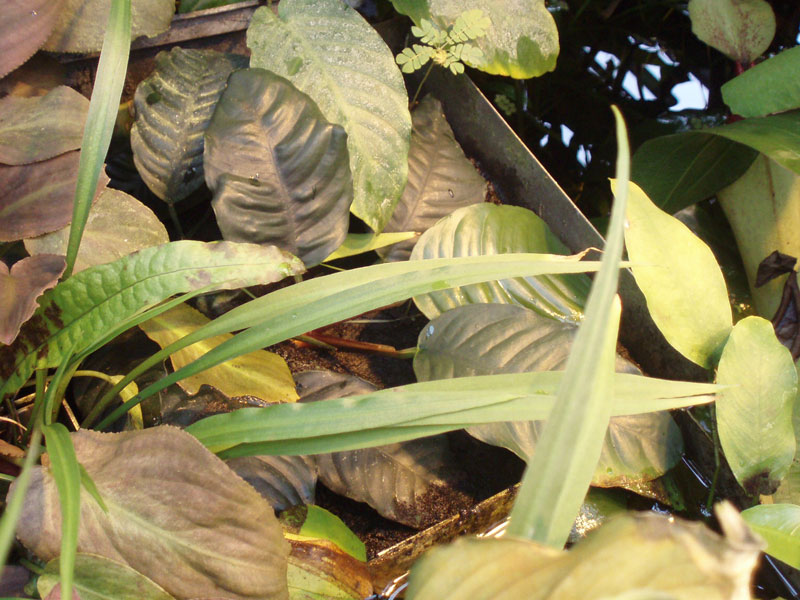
[0,150,108,241]
[0,0,65,78]
[286,536,372,600]
[0,254,65,345]
[10,426,290,600]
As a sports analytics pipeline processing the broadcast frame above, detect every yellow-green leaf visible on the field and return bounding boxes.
[139,303,297,402]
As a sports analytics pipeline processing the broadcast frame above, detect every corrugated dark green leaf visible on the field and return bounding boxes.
[205,68,351,267]
[131,48,246,203]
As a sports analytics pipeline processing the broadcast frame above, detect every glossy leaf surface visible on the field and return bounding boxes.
[0,241,304,401]
[411,203,589,323]
[0,86,88,164]
[716,316,796,495]
[631,131,757,214]
[415,303,683,487]
[131,48,246,203]
[247,0,410,232]
[710,111,800,175]
[11,427,290,600]
[24,188,168,273]
[621,180,732,368]
[205,68,351,267]
[379,96,486,262]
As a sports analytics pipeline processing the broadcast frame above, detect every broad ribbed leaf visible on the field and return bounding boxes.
[298,371,465,528]
[247,0,411,232]
[688,0,775,63]
[139,303,297,402]
[411,203,589,322]
[39,554,175,600]
[406,505,761,599]
[0,241,304,401]
[24,188,168,273]
[131,48,246,203]
[205,68,351,267]
[43,0,174,53]
[716,316,796,495]
[11,427,290,600]
[0,86,88,165]
[379,96,486,262]
[394,0,559,78]
[0,0,64,78]
[741,504,800,570]
[414,304,683,487]
[0,150,108,241]
[226,455,316,511]
[722,46,800,117]
[621,180,732,368]
[0,255,65,345]
[717,154,800,317]
[631,132,757,214]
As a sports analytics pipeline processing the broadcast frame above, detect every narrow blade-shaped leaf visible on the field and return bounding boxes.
[622,180,732,368]
[205,68,351,267]
[247,0,411,232]
[0,241,304,401]
[131,47,246,203]
[716,316,797,495]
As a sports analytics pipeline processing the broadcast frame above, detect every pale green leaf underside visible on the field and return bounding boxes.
[131,47,246,203]
[247,0,411,232]
[741,504,800,569]
[621,180,732,369]
[0,241,303,400]
[716,316,797,495]
[412,203,590,323]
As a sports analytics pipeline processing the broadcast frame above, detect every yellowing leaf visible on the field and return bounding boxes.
[139,303,297,402]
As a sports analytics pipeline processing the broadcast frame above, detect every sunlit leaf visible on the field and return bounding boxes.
[0,86,88,165]
[688,0,775,63]
[709,111,800,175]
[0,0,64,78]
[379,96,486,262]
[412,203,589,322]
[0,254,65,345]
[247,0,411,232]
[620,180,732,368]
[131,48,246,203]
[407,504,761,599]
[630,132,757,214]
[139,303,297,402]
[24,188,168,273]
[717,154,800,317]
[741,504,800,569]
[722,46,800,117]
[0,241,304,401]
[10,427,290,600]
[205,68,351,267]
[43,0,174,54]
[716,316,796,495]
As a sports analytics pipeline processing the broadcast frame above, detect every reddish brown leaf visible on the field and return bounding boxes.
[0,254,65,345]
[0,150,108,241]
[0,0,65,78]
